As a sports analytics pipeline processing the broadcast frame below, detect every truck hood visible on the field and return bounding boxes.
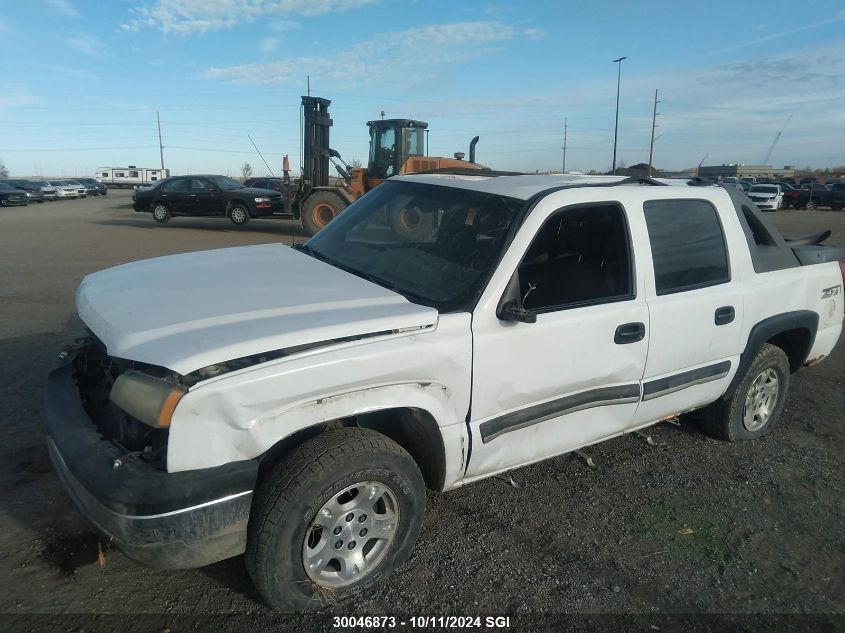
[76,244,439,375]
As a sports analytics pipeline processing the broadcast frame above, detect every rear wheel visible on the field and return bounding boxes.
[246,428,426,611]
[302,191,347,236]
[229,203,251,226]
[700,343,790,441]
[152,202,171,224]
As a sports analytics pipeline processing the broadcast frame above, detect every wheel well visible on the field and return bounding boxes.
[767,328,812,372]
[257,408,447,492]
[227,199,248,212]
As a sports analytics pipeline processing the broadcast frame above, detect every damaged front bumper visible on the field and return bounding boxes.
[45,350,259,569]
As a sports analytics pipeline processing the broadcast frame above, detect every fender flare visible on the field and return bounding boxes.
[725,310,818,397]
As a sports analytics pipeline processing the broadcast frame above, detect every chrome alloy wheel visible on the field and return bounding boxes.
[743,368,779,432]
[302,481,400,588]
[231,206,247,223]
[153,204,168,221]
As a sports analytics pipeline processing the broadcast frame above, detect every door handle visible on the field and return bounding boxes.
[715,306,735,326]
[614,322,645,344]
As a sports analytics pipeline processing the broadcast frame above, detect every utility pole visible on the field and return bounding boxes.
[611,56,627,175]
[425,129,429,156]
[561,117,568,174]
[307,75,310,96]
[156,110,165,170]
[647,89,660,177]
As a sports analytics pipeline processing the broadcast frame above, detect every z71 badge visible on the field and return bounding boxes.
[821,285,842,298]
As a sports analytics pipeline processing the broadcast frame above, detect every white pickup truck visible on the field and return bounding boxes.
[46,174,844,610]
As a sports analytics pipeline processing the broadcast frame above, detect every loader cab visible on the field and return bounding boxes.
[367,119,428,180]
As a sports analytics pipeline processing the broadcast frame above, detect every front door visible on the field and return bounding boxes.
[465,198,649,480]
[189,178,225,216]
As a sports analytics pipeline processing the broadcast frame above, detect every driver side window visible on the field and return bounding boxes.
[518,203,634,312]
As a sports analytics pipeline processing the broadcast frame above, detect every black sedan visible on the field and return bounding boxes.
[76,178,108,196]
[1,179,44,203]
[0,182,28,206]
[132,175,285,226]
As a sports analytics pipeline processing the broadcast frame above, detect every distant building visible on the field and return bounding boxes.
[698,164,795,180]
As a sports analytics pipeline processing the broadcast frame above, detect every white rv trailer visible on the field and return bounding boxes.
[95,167,170,188]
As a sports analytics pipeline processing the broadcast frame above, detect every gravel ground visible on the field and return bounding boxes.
[0,192,843,632]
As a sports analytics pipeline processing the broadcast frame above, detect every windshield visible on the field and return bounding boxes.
[207,175,244,190]
[304,180,523,310]
[751,185,778,193]
[0,183,13,191]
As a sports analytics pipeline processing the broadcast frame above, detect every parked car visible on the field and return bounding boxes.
[46,180,81,199]
[132,175,285,226]
[243,177,294,195]
[65,180,88,197]
[46,174,845,610]
[36,181,59,201]
[0,179,44,203]
[795,183,832,210]
[0,182,28,206]
[75,178,107,196]
[748,184,783,211]
[777,182,801,209]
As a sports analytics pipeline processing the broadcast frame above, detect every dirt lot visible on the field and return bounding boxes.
[1,191,843,631]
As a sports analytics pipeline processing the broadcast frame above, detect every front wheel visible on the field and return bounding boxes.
[302,191,347,236]
[246,428,426,611]
[700,343,790,441]
[805,199,819,210]
[229,203,251,226]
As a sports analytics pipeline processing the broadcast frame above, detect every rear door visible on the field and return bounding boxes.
[159,178,191,214]
[465,194,649,479]
[189,178,225,216]
[632,196,744,426]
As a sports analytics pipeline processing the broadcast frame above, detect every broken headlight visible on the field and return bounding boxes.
[110,370,186,429]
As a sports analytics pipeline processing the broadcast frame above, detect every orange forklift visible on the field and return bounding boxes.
[284,96,482,235]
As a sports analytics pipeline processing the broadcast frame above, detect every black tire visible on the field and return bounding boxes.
[246,428,426,611]
[229,202,251,226]
[805,199,818,211]
[832,204,843,211]
[302,191,347,236]
[390,205,437,242]
[151,201,171,224]
[700,343,790,442]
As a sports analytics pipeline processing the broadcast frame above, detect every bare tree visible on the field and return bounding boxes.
[350,158,362,168]
[0,160,8,179]
[240,162,253,180]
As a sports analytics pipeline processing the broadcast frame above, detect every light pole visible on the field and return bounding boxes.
[611,56,626,174]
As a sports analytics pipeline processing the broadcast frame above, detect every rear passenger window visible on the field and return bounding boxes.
[643,199,729,295]
[518,204,633,311]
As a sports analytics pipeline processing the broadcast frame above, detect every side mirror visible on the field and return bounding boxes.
[499,300,537,324]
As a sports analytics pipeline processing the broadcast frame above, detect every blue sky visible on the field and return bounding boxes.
[1,0,844,178]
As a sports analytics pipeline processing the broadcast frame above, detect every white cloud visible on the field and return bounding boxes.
[46,0,80,18]
[66,36,111,56]
[206,21,536,85]
[37,63,100,82]
[259,37,279,53]
[268,19,300,32]
[0,86,38,108]
[122,0,377,35]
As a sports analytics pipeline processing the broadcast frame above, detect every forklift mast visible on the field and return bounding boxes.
[301,96,333,188]
[367,119,428,180]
